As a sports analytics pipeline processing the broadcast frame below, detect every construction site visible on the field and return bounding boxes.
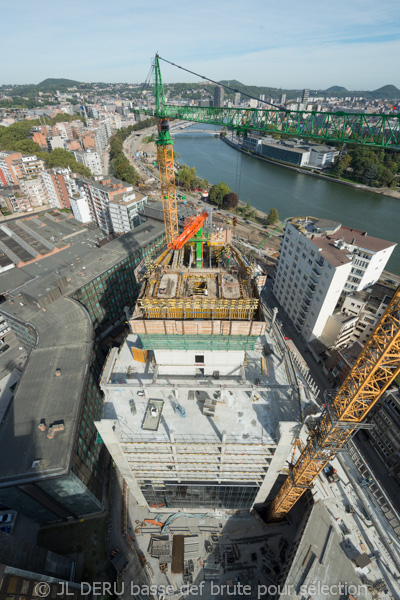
[93,55,400,599]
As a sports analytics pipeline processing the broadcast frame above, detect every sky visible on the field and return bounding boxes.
[1,0,400,90]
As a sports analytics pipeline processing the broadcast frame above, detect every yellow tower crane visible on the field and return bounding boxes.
[154,55,179,245]
[269,287,400,521]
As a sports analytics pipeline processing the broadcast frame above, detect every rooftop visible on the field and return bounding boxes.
[289,216,396,253]
[100,332,303,443]
[0,297,93,487]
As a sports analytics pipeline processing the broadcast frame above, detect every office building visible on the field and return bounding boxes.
[301,88,309,104]
[273,217,395,343]
[213,86,224,107]
[0,211,166,522]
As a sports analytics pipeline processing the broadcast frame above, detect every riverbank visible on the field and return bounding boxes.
[221,136,400,201]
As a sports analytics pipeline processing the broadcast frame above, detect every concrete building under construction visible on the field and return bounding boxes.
[96,219,309,513]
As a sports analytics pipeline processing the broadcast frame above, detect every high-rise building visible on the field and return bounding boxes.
[279,93,286,105]
[301,89,310,104]
[41,168,71,209]
[213,86,224,107]
[234,92,241,105]
[109,190,147,233]
[77,176,135,234]
[273,217,396,343]
[96,227,304,513]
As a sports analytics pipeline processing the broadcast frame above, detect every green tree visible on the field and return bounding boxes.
[209,182,230,206]
[37,149,92,177]
[176,165,197,190]
[267,208,279,225]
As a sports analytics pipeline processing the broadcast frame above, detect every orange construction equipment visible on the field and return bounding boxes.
[144,518,164,527]
[168,211,208,250]
[268,286,400,521]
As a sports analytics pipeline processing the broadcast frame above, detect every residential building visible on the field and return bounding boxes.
[234,92,241,105]
[41,168,71,210]
[73,149,102,176]
[0,152,22,186]
[13,155,46,180]
[109,191,147,233]
[78,176,135,234]
[0,185,32,213]
[19,177,48,207]
[279,93,286,104]
[273,217,396,343]
[213,86,224,107]
[47,136,65,151]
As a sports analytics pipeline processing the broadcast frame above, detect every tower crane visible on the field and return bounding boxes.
[145,56,400,519]
[147,54,400,248]
[269,287,400,521]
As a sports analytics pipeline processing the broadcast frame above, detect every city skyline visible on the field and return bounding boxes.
[1,0,400,89]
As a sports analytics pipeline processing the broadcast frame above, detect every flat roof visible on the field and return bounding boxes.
[100,333,303,442]
[0,297,93,486]
[281,501,369,600]
[0,217,165,298]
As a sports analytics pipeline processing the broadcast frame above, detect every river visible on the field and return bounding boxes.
[173,126,400,275]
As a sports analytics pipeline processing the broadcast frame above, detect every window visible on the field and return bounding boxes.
[195,355,204,363]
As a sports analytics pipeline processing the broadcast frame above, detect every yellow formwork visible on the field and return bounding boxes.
[137,297,258,320]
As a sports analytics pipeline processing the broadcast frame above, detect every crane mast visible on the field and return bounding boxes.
[269,287,400,521]
[154,55,179,245]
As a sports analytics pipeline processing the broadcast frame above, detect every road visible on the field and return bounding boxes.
[0,332,27,380]
[260,282,330,398]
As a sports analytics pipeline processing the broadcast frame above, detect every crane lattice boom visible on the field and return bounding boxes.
[269,287,400,521]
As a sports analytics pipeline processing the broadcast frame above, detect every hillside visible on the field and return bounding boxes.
[37,78,82,90]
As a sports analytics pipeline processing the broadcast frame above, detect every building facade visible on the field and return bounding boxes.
[0,214,166,522]
[273,217,395,343]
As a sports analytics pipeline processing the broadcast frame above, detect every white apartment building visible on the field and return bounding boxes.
[69,194,92,223]
[73,149,102,176]
[109,191,147,233]
[94,119,112,154]
[273,217,396,343]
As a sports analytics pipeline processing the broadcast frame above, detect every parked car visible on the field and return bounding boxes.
[0,344,10,354]
[137,390,145,397]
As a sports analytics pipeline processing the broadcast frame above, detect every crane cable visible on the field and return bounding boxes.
[158,55,287,112]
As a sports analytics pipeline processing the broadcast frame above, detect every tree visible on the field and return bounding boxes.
[176,165,197,190]
[267,208,279,225]
[222,192,239,208]
[209,182,230,206]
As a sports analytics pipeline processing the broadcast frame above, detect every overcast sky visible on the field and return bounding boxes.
[2,0,399,90]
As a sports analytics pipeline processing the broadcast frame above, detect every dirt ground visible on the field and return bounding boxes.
[38,518,114,582]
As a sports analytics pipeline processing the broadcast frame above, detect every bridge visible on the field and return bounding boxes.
[171,127,222,135]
